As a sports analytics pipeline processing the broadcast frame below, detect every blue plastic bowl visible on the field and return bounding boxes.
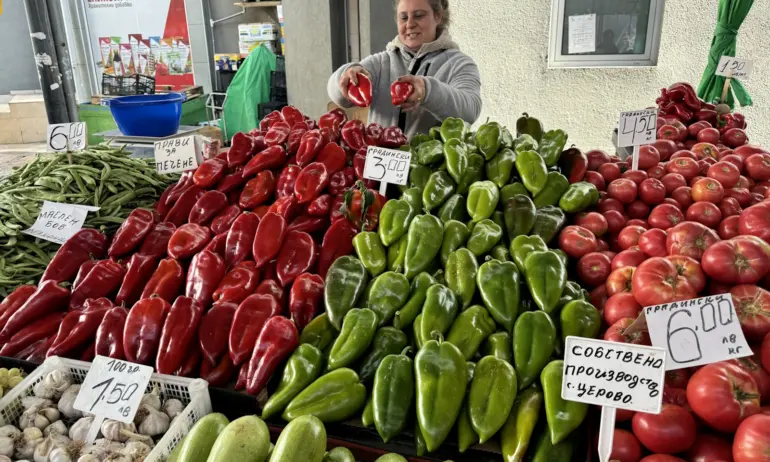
[107,93,186,138]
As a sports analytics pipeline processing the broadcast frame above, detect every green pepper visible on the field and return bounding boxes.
[531,206,566,245]
[532,172,569,208]
[414,421,428,456]
[501,386,543,462]
[445,248,478,309]
[323,447,356,462]
[475,121,502,160]
[446,305,496,360]
[492,210,506,233]
[408,165,432,191]
[300,313,337,352]
[530,429,574,462]
[467,219,502,257]
[503,195,536,241]
[387,235,407,273]
[393,272,436,330]
[486,148,516,188]
[444,139,469,184]
[415,335,467,452]
[457,361,479,453]
[417,139,444,165]
[477,260,521,331]
[509,235,547,275]
[401,187,423,212]
[375,454,408,462]
[489,244,511,262]
[422,171,456,213]
[558,181,600,213]
[457,153,485,195]
[362,394,374,427]
[513,311,557,389]
[516,113,544,142]
[524,251,566,314]
[440,117,468,142]
[514,134,539,154]
[410,133,433,148]
[432,268,446,286]
[467,181,500,222]
[501,126,515,149]
[262,344,325,420]
[283,368,367,423]
[483,331,512,363]
[404,214,443,279]
[413,314,426,349]
[437,194,468,223]
[537,129,568,167]
[378,199,415,247]
[469,356,517,443]
[358,326,408,383]
[553,249,569,268]
[428,126,441,140]
[515,150,548,196]
[325,256,368,330]
[353,232,387,277]
[420,284,459,341]
[500,182,530,205]
[541,360,588,444]
[373,347,414,443]
[560,300,601,342]
[367,272,410,326]
[327,308,379,371]
[439,220,470,267]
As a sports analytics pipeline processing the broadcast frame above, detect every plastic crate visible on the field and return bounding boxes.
[0,356,211,461]
[259,101,287,119]
[103,74,156,96]
[270,71,286,89]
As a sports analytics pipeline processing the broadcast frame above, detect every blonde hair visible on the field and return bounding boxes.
[395,0,451,35]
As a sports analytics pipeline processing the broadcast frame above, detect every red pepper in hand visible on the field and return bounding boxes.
[294,162,330,204]
[329,168,356,195]
[189,191,228,225]
[365,123,384,146]
[287,123,309,155]
[94,306,128,359]
[246,316,299,396]
[204,232,228,259]
[229,293,281,366]
[213,261,260,303]
[276,231,318,286]
[252,212,288,268]
[138,221,176,258]
[289,273,325,330]
[168,223,212,260]
[0,312,64,357]
[200,354,236,387]
[83,297,114,312]
[296,130,325,167]
[225,212,260,268]
[211,205,241,234]
[318,218,358,278]
[115,254,159,307]
[255,279,286,308]
[156,296,205,374]
[390,81,414,106]
[141,258,185,303]
[239,171,276,210]
[0,285,36,332]
[108,208,155,258]
[48,307,109,358]
[73,260,97,291]
[176,339,202,377]
[347,73,373,108]
[243,145,287,179]
[216,169,247,194]
[69,259,126,311]
[227,132,255,168]
[199,301,237,365]
[319,108,348,131]
[307,194,332,217]
[381,126,408,148]
[186,250,227,308]
[42,229,108,283]
[165,186,205,227]
[265,121,291,146]
[341,120,367,151]
[193,158,227,189]
[315,142,346,175]
[281,105,305,128]
[123,296,170,365]
[260,110,283,132]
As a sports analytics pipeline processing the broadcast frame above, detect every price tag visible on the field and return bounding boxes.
[154,135,202,174]
[22,201,99,245]
[645,293,751,370]
[568,14,596,54]
[363,146,412,195]
[717,56,753,80]
[47,122,87,153]
[74,356,153,424]
[617,109,657,148]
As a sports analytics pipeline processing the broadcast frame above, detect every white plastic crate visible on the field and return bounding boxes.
[0,356,211,461]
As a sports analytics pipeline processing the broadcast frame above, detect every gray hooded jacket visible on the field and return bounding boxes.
[327,33,482,138]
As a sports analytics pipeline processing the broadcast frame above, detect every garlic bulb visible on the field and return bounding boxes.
[0,456,10,462]
[33,371,73,399]
[119,440,151,460]
[104,454,131,462]
[58,384,83,419]
[137,405,169,437]
[33,434,70,462]
[0,436,12,457]
[162,399,184,419]
[100,420,136,443]
[15,427,43,459]
[45,420,69,437]
[139,386,161,411]
[69,416,94,442]
[21,396,53,410]
[20,405,59,430]
[0,426,19,439]
[92,439,124,453]
[77,455,101,462]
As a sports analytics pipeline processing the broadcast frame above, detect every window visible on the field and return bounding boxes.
[548,0,666,68]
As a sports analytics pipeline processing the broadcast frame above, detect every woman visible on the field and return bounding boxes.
[327,0,482,138]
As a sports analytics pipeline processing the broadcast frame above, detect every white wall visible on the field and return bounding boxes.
[450,0,770,152]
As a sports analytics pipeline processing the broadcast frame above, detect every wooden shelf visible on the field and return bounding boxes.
[234,1,281,7]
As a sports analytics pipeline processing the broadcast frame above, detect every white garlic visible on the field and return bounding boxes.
[33,370,73,400]
[0,455,10,462]
[48,446,73,462]
[14,427,43,459]
[77,455,101,462]
[45,420,69,437]
[137,404,169,437]
[92,438,124,453]
[20,405,56,430]
[0,436,13,457]
[58,384,83,419]
[104,454,132,462]
[119,440,151,460]
[162,398,184,420]
[69,416,95,442]
[21,396,53,410]
[0,426,19,439]
[100,420,136,443]
[139,386,161,411]
[33,434,70,462]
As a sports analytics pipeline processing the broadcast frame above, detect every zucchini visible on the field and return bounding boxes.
[207,416,270,462]
[177,413,229,462]
[269,415,326,462]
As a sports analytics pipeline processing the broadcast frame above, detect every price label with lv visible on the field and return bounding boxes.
[716,56,753,80]
[47,122,87,153]
[363,146,412,186]
[73,356,153,423]
[617,109,658,148]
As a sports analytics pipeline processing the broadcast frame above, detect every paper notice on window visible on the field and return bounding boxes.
[568,14,596,54]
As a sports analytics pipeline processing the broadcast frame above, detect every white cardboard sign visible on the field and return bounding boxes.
[717,56,753,80]
[618,109,658,148]
[47,122,87,153]
[22,201,99,245]
[74,355,153,424]
[645,293,751,370]
[154,135,201,174]
[363,146,412,193]
[568,14,596,54]
[562,336,666,414]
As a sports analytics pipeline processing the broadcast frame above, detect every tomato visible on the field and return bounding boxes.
[671,186,694,210]
[702,238,770,284]
[607,267,635,296]
[689,121,712,138]
[626,200,651,220]
[762,334,770,374]
[733,413,770,462]
[639,228,668,258]
[686,433,734,462]
[584,170,606,191]
[577,252,612,288]
[723,127,748,148]
[730,285,770,342]
[639,456,686,462]
[697,128,721,145]
[611,429,643,462]
[654,140,678,162]
[725,188,751,208]
[722,154,745,172]
[590,284,609,312]
[708,161,741,188]
[719,215,741,239]
[658,124,680,142]
[638,178,666,205]
[604,317,650,344]
[666,221,720,260]
[686,201,723,228]
[665,369,691,389]
[648,204,685,230]
[605,292,642,325]
[647,165,667,180]
[750,193,764,205]
[617,408,635,422]
[687,362,760,433]
[692,178,726,203]
[751,184,769,197]
[736,175,753,189]
[740,201,770,243]
[671,150,698,161]
[735,145,770,164]
[633,404,697,454]
[666,254,707,293]
[587,149,611,171]
[609,178,639,204]
[574,212,608,237]
[599,163,622,183]
[598,197,626,214]
[699,160,714,177]
[730,356,770,403]
[667,157,700,180]
[605,210,628,234]
[624,168,648,183]
[719,197,742,217]
[597,239,610,252]
[618,225,647,250]
[613,248,647,271]
[558,225,598,259]
[689,175,707,187]
[632,257,696,307]
[662,386,691,410]
[692,142,720,160]
[745,154,770,181]
[661,173,687,195]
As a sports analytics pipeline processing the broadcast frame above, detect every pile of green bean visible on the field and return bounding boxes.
[0,145,178,296]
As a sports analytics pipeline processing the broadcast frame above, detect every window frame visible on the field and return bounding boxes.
[548,0,667,68]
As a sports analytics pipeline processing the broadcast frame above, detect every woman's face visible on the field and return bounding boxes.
[397,0,441,50]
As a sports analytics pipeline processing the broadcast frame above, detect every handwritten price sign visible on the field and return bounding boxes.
[47,122,87,153]
[617,109,657,148]
[74,356,153,423]
[154,135,201,174]
[717,56,753,80]
[363,146,412,186]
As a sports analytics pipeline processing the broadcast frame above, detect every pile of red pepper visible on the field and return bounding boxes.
[655,81,747,132]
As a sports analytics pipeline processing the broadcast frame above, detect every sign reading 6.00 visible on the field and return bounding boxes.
[363,146,412,186]
[73,355,153,423]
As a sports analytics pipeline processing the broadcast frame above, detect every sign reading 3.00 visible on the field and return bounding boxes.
[363,146,412,186]
[73,355,153,423]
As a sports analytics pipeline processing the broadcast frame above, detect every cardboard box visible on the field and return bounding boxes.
[239,40,277,57]
[238,23,279,41]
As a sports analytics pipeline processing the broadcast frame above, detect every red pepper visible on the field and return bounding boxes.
[0,312,65,357]
[213,261,261,303]
[193,158,227,189]
[275,231,317,287]
[256,278,285,306]
[165,186,205,227]
[718,113,741,133]
[176,338,201,377]
[314,142,346,175]
[18,336,55,363]
[188,190,228,225]
[321,127,339,145]
[227,132,254,168]
[390,81,414,106]
[69,259,126,311]
[270,195,301,221]
[0,285,36,332]
[329,168,356,195]
[95,306,129,359]
[733,112,747,129]
[296,130,325,166]
[47,308,109,358]
[318,218,359,278]
[123,296,170,365]
[216,169,247,194]
[72,260,97,291]
[319,108,348,131]
[108,208,155,258]
[329,194,346,222]
[211,204,241,234]
[260,261,279,285]
[294,162,330,204]
[260,110,283,132]
[276,165,301,198]
[342,182,386,231]
[668,82,701,110]
[365,123,384,146]
[200,354,236,387]
[156,296,204,374]
[246,316,298,396]
[80,343,96,362]
[186,250,227,308]
[381,126,408,148]
[289,273,325,330]
[228,293,281,366]
[239,171,276,210]
[235,364,248,391]
[138,221,176,258]
[347,73,372,108]
[287,215,328,234]
[225,212,260,268]
[164,172,194,205]
[83,297,114,312]
[168,223,212,260]
[353,152,367,181]
[115,254,159,307]
[252,212,288,268]
[281,105,305,128]
[141,258,185,303]
[155,183,175,218]
[265,121,291,146]
[41,229,108,283]
[199,301,237,365]
[203,232,228,259]
[670,103,694,124]
[341,119,367,151]
[243,145,287,178]
[252,205,270,220]
[307,194,332,216]
[287,123,308,155]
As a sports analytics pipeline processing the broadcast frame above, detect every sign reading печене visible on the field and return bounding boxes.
[562,336,666,414]
[154,135,201,174]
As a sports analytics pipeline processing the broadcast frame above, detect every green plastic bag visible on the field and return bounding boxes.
[223,45,277,140]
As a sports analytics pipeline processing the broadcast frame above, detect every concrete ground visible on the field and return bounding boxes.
[0,142,46,177]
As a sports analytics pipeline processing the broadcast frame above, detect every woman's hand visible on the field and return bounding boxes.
[340,65,370,101]
[396,75,426,113]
